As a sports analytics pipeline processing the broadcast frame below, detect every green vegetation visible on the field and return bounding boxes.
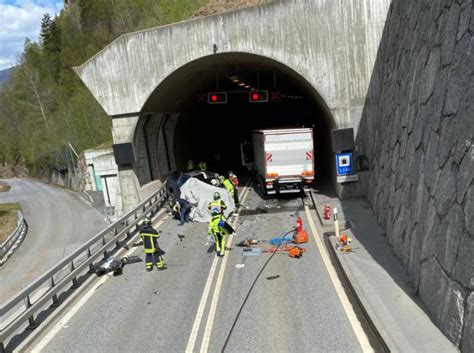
[0,203,20,242]
[0,203,19,212]
[0,0,207,174]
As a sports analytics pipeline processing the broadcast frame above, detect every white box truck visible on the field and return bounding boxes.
[241,128,314,195]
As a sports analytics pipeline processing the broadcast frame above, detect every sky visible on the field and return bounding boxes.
[0,0,63,71]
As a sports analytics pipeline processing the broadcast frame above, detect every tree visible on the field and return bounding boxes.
[40,13,61,77]
[0,0,208,174]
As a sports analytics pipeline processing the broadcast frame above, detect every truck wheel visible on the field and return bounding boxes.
[257,175,268,197]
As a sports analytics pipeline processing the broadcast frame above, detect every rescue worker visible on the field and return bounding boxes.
[187,160,195,172]
[139,217,166,271]
[229,171,239,187]
[228,171,239,206]
[198,161,207,172]
[220,175,235,200]
[178,198,192,226]
[208,192,227,256]
[171,200,181,220]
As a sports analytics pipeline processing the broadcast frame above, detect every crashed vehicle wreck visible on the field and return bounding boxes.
[167,174,235,223]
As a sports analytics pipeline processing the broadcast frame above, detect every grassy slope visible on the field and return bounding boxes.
[0,203,20,242]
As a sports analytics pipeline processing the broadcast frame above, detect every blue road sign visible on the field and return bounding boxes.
[336,153,353,176]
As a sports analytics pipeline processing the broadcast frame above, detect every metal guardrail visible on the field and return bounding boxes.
[0,211,27,263]
[0,183,169,352]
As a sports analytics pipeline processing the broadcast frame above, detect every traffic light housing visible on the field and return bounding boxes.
[249,90,268,103]
[208,92,227,104]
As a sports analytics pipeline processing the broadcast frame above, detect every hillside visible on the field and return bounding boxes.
[192,0,273,17]
[0,0,273,175]
[0,0,208,174]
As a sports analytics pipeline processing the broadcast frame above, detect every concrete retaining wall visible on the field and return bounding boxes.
[356,0,473,350]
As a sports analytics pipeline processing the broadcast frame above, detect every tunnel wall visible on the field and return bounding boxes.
[356,0,473,350]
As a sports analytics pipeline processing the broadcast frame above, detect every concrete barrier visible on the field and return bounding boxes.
[0,211,28,266]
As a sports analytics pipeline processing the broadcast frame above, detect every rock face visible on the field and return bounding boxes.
[356,0,473,350]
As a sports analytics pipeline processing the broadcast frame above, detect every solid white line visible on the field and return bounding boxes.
[199,186,251,353]
[29,210,168,352]
[185,256,219,353]
[30,274,110,353]
[199,233,234,353]
[304,205,374,353]
[186,185,251,353]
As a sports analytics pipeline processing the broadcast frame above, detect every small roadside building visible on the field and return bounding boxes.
[83,148,118,210]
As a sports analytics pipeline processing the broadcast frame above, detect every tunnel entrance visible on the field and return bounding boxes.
[137,53,335,190]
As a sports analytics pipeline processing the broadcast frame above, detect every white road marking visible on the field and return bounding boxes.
[304,205,374,353]
[186,184,251,353]
[199,186,251,353]
[30,274,110,353]
[185,256,219,353]
[29,209,168,352]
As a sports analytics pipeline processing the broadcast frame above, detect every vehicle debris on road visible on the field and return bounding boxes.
[91,255,142,277]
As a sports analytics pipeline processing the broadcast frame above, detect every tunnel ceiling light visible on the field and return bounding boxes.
[238,82,246,86]
[282,94,304,99]
[230,75,239,82]
[244,85,250,88]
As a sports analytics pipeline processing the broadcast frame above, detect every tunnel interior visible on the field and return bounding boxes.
[140,53,334,188]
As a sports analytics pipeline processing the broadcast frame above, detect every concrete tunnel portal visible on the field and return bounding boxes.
[135,53,335,189]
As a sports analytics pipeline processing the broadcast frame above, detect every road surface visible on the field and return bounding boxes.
[0,179,107,304]
[31,186,368,352]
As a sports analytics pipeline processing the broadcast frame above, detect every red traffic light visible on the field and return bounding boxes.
[208,92,227,104]
[249,90,268,103]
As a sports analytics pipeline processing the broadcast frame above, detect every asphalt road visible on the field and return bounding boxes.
[32,186,363,352]
[0,179,107,304]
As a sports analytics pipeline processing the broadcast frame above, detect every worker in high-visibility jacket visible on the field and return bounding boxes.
[220,175,235,200]
[228,171,239,206]
[139,217,166,271]
[198,161,207,172]
[208,192,227,256]
[187,160,195,172]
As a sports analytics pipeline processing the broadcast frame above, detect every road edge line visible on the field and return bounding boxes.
[23,210,168,352]
[304,204,374,353]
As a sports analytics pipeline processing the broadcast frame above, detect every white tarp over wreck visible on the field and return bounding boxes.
[179,178,235,222]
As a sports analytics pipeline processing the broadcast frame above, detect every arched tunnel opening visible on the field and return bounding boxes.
[137,53,335,191]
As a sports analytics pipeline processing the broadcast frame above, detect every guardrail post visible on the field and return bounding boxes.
[72,277,79,288]
[125,219,131,237]
[24,296,37,329]
[0,181,170,348]
[70,261,79,288]
[50,276,60,307]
